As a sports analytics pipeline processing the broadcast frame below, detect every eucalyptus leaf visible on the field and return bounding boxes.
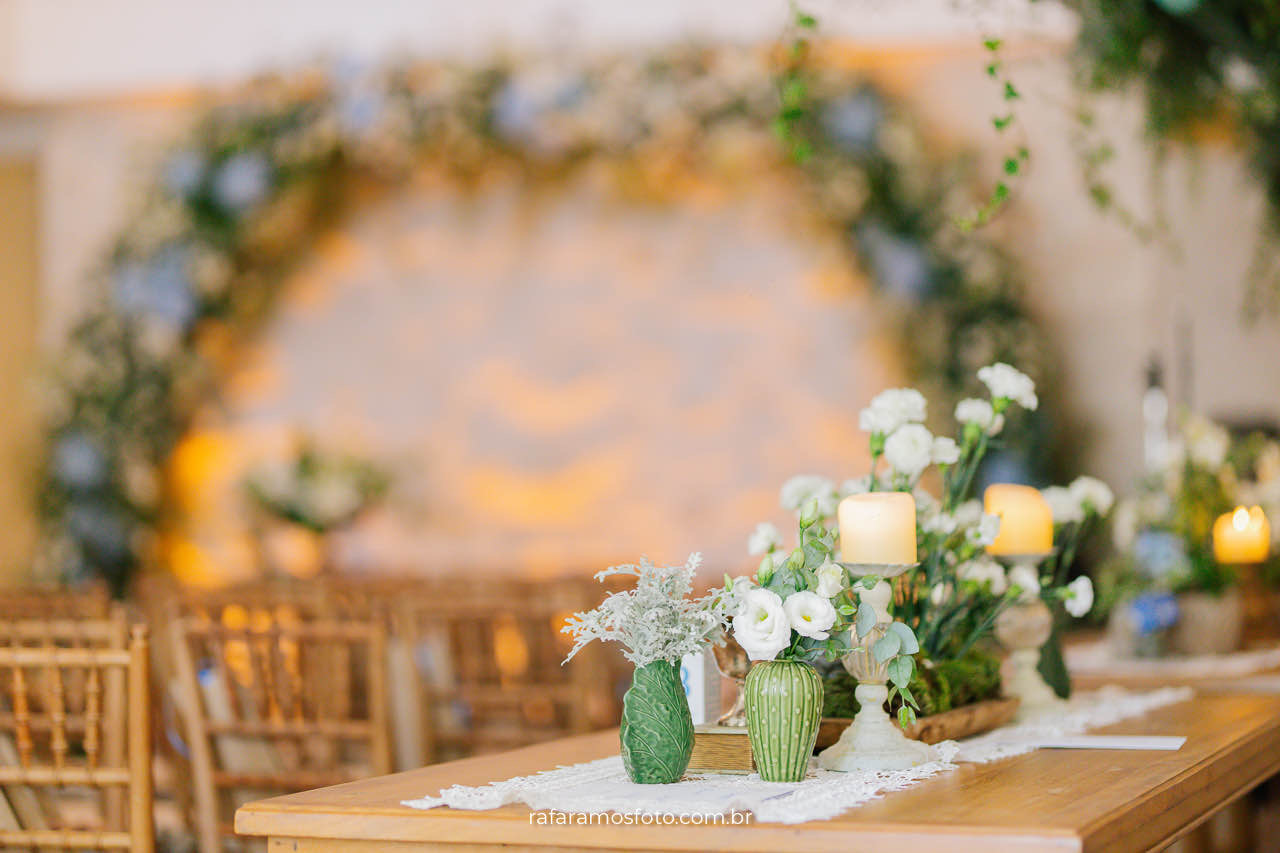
[872,632,901,662]
[886,621,920,655]
[855,601,877,639]
[861,575,880,590]
[886,654,914,687]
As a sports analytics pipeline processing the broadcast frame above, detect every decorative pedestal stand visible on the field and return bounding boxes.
[711,639,750,727]
[819,563,932,772]
[994,555,1062,720]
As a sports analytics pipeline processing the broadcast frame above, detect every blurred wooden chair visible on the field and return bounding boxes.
[0,623,153,851]
[0,583,111,622]
[169,615,391,853]
[394,576,617,765]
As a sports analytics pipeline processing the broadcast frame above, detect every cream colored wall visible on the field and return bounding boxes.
[0,155,40,579]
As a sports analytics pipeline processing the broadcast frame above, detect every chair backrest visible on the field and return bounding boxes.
[0,623,153,852]
[0,583,112,622]
[394,576,618,764]
[169,615,391,853]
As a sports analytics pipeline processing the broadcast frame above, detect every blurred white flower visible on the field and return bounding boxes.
[884,423,934,480]
[967,513,1002,547]
[1184,415,1229,470]
[923,510,958,535]
[1112,499,1139,550]
[783,591,837,640]
[953,499,983,528]
[1008,564,1041,600]
[929,582,953,606]
[840,476,872,497]
[815,561,846,598]
[958,556,1007,594]
[955,397,993,428]
[1069,476,1114,516]
[1064,575,1094,618]
[779,475,837,516]
[1041,485,1084,524]
[733,588,791,661]
[859,387,926,435]
[932,436,960,465]
[977,362,1038,411]
[747,521,782,556]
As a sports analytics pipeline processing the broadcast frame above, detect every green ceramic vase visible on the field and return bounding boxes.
[618,659,694,784]
[744,659,823,782]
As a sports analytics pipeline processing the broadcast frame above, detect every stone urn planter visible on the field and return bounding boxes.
[1171,588,1243,656]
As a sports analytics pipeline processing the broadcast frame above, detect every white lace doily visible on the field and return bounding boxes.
[402,686,1191,824]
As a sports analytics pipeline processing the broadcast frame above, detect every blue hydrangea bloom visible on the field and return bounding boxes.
[822,89,884,153]
[52,431,108,491]
[212,152,272,212]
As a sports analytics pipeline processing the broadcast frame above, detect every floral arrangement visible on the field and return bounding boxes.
[35,48,1062,594]
[749,362,1109,723]
[244,441,390,534]
[562,553,734,667]
[1102,414,1271,606]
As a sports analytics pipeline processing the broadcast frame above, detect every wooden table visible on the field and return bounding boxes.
[236,692,1280,853]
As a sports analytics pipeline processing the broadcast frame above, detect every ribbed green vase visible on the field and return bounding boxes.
[744,659,823,782]
[618,660,694,784]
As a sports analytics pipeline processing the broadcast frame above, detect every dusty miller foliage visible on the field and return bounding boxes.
[562,553,735,667]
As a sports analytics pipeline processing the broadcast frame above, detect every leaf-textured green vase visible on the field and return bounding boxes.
[619,660,694,784]
[744,659,823,782]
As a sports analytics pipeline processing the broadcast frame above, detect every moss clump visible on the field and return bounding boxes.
[821,648,1002,719]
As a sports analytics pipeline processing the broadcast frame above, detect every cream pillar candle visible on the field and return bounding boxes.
[984,483,1053,557]
[838,492,916,565]
[1213,506,1270,564]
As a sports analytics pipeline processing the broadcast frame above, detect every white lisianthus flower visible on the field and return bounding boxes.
[1007,564,1041,601]
[966,513,1002,547]
[932,436,960,466]
[884,423,935,480]
[1064,575,1094,618]
[783,591,837,640]
[779,475,837,516]
[733,588,792,661]
[747,521,782,556]
[859,388,927,436]
[840,476,872,497]
[815,561,846,598]
[1069,476,1114,516]
[957,556,1007,594]
[1041,485,1084,525]
[977,362,1038,411]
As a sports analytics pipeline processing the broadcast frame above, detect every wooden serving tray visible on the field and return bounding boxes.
[815,696,1020,750]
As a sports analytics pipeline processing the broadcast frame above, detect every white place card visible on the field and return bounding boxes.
[1032,735,1185,750]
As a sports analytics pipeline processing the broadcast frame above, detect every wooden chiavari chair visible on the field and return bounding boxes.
[169,615,391,853]
[0,624,153,852]
[394,576,617,765]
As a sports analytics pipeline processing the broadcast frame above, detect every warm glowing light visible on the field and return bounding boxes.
[1214,505,1270,564]
[838,492,917,565]
[984,484,1053,557]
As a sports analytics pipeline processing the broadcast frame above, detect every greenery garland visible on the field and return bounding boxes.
[37,49,1061,594]
[1068,0,1280,311]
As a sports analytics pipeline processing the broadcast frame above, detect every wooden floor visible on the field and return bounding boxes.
[237,691,1280,852]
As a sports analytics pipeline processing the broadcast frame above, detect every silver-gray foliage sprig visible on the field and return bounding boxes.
[562,553,733,667]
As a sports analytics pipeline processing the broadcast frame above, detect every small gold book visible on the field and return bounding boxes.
[688,725,754,774]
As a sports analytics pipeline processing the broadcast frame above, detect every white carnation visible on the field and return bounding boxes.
[955,397,995,429]
[1041,485,1084,525]
[859,388,927,436]
[815,561,846,598]
[953,499,983,528]
[1007,564,1041,601]
[840,476,872,497]
[780,474,837,516]
[747,521,782,556]
[977,362,1038,411]
[783,591,837,640]
[1069,476,1114,516]
[1064,575,1094,618]
[932,436,960,465]
[957,556,1007,594]
[733,588,792,661]
[884,423,935,480]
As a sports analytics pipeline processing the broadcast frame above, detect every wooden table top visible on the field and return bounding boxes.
[236,691,1280,853]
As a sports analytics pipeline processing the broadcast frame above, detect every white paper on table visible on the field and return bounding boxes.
[1026,735,1185,750]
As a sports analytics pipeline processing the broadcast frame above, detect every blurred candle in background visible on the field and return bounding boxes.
[838,492,916,565]
[984,483,1053,556]
[1213,506,1270,564]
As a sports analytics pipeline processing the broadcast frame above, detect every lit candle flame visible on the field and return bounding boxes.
[1233,506,1250,531]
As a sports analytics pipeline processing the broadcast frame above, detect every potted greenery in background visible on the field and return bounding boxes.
[562,554,735,784]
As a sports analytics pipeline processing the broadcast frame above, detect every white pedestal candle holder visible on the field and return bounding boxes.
[818,562,932,772]
[993,553,1063,720]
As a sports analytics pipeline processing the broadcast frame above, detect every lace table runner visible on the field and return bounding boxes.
[1066,640,1280,681]
[402,686,1191,824]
